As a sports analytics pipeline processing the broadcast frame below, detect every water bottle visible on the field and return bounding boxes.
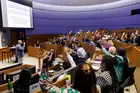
[8,79,12,93]
[65,74,71,89]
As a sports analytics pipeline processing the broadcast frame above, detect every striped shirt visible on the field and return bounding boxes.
[39,72,79,93]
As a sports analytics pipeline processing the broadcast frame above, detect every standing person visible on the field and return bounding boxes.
[15,40,25,64]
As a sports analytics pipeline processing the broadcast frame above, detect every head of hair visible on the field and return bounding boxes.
[70,52,79,65]
[19,68,31,85]
[127,34,131,38]
[101,55,118,92]
[108,46,116,55]
[37,40,39,43]
[74,63,97,93]
[76,42,82,47]
[18,40,22,44]
[117,47,126,57]
[41,56,51,73]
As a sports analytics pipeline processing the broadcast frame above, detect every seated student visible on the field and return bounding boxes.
[102,37,112,50]
[107,40,114,47]
[97,55,118,93]
[70,52,80,65]
[120,32,125,42]
[83,35,90,43]
[135,30,139,35]
[135,35,140,46]
[39,47,78,93]
[113,33,118,41]
[13,68,32,93]
[117,48,130,83]
[35,41,40,47]
[100,44,124,82]
[74,63,98,93]
[47,49,55,66]
[76,43,87,62]
[41,49,56,72]
[124,34,131,43]
[131,33,137,44]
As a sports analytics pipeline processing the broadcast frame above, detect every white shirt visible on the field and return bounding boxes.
[77,47,87,58]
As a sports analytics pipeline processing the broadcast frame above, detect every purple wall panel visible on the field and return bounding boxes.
[45,12,77,19]
[130,15,140,25]
[26,1,140,35]
[34,18,102,27]
[102,6,131,18]
[76,11,102,19]
[103,16,131,26]
[26,27,102,34]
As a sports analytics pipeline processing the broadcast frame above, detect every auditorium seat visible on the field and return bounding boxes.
[6,70,21,82]
[0,71,4,85]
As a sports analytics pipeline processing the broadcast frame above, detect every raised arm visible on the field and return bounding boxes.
[101,45,113,57]
[17,44,25,51]
[64,47,76,68]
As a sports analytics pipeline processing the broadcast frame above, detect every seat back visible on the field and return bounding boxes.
[121,65,137,87]
[122,57,129,82]
[15,88,29,93]
[6,70,21,82]
[115,65,137,93]
[30,74,39,85]
[125,65,138,86]
[85,52,91,60]
[0,72,4,85]
[30,74,40,93]
[115,77,130,93]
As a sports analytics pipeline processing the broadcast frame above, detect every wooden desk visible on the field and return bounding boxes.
[28,46,40,58]
[2,64,35,74]
[40,44,58,55]
[132,46,140,65]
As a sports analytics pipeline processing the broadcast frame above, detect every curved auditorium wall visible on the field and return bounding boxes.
[26,0,140,35]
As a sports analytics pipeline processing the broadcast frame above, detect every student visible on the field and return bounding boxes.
[131,33,137,44]
[13,69,31,93]
[76,43,87,62]
[124,34,131,43]
[117,47,130,82]
[35,41,40,47]
[120,32,125,42]
[74,63,98,93]
[97,55,118,93]
[100,44,124,82]
[113,33,118,41]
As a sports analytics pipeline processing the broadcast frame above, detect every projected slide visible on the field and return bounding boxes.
[1,0,33,28]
